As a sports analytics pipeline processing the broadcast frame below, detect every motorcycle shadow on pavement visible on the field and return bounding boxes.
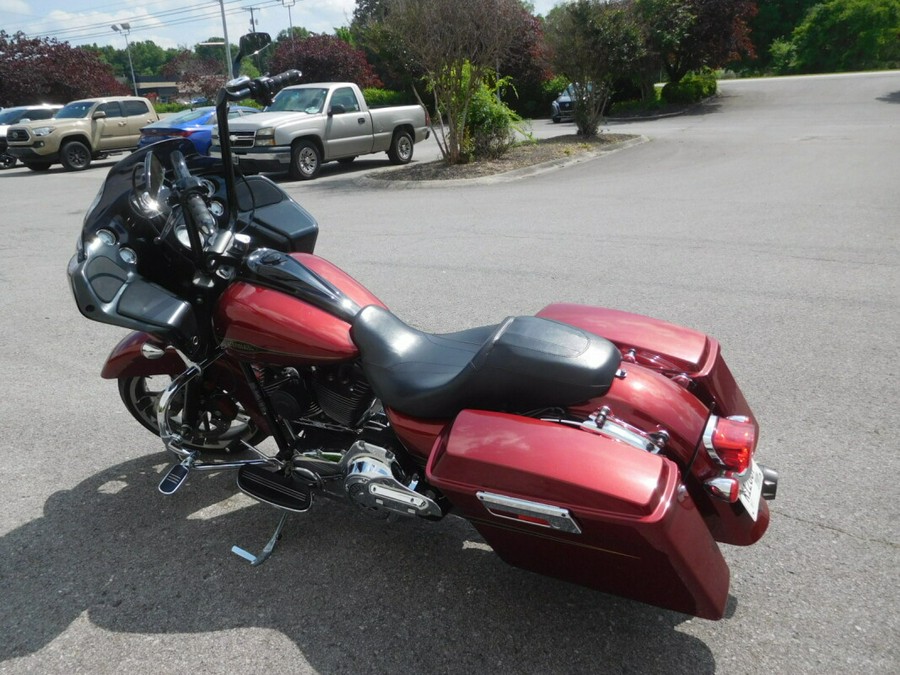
[0,453,720,673]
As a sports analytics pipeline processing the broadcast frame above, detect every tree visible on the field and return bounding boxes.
[545,0,646,137]
[635,0,756,83]
[351,0,419,91]
[193,38,237,67]
[276,27,311,43]
[498,6,552,117]
[786,0,900,73]
[0,31,127,107]
[383,0,525,164]
[740,0,819,69]
[162,50,225,102]
[268,34,382,87]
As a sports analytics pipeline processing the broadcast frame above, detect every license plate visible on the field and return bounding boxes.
[739,460,764,521]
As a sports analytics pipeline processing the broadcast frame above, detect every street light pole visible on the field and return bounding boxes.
[111,23,138,96]
[218,0,234,80]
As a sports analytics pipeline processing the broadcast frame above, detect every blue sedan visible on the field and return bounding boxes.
[137,105,260,155]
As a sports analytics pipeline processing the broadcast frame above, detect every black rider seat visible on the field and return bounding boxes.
[350,305,621,419]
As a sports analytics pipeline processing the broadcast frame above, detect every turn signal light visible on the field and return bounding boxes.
[703,415,756,473]
[705,475,740,503]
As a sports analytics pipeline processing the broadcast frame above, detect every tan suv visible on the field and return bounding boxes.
[6,96,158,171]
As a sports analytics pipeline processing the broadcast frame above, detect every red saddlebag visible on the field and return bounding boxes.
[426,410,730,619]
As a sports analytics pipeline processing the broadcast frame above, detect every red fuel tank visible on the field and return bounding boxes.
[214,253,385,365]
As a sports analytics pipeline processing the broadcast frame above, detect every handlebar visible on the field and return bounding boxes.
[167,150,214,265]
[215,69,303,246]
[221,69,302,106]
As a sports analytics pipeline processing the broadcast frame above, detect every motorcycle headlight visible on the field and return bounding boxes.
[32,126,55,137]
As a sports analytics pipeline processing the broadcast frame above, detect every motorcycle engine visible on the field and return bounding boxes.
[310,363,375,428]
[261,363,375,430]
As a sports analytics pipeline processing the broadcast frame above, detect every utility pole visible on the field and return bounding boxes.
[244,6,265,72]
[282,0,296,43]
[244,6,263,33]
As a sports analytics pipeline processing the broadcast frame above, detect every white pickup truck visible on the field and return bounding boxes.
[211,82,430,180]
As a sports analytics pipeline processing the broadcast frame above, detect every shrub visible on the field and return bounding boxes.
[362,88,416,108]
[153,102,188,114]
[541,75,570,113]
[661,69,717,104]
[465,77,528,160]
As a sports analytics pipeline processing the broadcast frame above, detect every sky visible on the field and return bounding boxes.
[0,0,561,50]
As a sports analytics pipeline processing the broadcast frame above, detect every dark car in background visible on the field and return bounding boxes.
[138,105,259,155]
[550,84,575,124]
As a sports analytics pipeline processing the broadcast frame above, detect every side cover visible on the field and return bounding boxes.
[426,410,730,620]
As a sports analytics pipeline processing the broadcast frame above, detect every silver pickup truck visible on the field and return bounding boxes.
[211,82,430,180]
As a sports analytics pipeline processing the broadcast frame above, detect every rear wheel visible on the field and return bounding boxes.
[387,130,414,165]
[60,140,92,171]
[0,154,16,169]
[289,140,322,180]
[118,375,265,453]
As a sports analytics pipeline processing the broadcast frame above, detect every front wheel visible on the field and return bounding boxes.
[0,154,16,169]
[387,130,414,165]
[60,140,92,171]
[289,139,322,180]
[24,161,52,172]
[118,375,265,453]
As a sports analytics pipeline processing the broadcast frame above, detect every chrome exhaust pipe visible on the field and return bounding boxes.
[760,464,778,500]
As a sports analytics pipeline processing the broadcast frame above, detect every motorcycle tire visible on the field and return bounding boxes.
[118,375,266,453]
[0,155,16,169]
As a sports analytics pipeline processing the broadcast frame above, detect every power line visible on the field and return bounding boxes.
[16,0,284,45]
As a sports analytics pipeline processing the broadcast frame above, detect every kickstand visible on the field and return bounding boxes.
[231,512,289,566]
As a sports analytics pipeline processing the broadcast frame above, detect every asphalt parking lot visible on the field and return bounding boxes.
[0,72,898,674]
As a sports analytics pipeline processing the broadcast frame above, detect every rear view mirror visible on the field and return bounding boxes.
[232,32,272,77]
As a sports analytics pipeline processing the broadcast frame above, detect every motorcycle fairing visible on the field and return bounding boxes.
[68,243,200,357]
[427,409,730,619]
[351,305,622,419]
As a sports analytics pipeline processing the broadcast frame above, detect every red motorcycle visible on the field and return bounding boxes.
[68,34,776,620]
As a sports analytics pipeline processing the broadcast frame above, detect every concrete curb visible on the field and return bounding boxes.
[355,134,649,189]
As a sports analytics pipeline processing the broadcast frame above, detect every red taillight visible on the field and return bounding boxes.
[703,415,756,473]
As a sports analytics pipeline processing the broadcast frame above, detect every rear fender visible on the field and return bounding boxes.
[542,304,769,546]
[100,331,187,379]
[537,303,711,372]
[537,303,755,420]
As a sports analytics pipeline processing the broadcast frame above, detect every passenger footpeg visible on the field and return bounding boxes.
[159,454,197,495]
[236,464,312,513]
